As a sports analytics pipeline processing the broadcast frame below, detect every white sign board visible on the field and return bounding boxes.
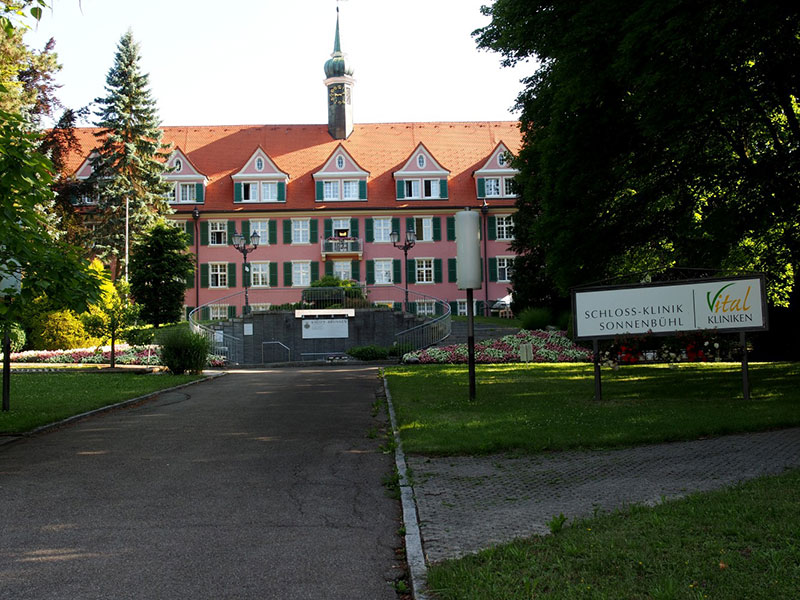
[573,276,767,340]
[301,318,349,339]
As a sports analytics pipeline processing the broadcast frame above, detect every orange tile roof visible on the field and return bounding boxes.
[64,121,522,212]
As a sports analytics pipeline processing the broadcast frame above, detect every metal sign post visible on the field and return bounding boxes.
[456,210,482,402]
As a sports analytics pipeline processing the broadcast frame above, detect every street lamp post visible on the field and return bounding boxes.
[191,207,200,311]
[231,230,260,315]
[390,229,416,313]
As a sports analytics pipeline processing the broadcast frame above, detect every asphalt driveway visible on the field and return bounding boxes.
[0,367,400,600]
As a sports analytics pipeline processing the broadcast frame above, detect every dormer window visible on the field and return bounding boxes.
[474,142,520,199]
[162,149,206,204]
[232,149,289,203]
[313,145,369,202]
[394,143,450,201]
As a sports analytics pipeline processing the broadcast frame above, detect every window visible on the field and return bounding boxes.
[178,183,196,203]
[292,219,310,244]
[504,178,516,197]
[485,178,501,197]
[174,159,182,172]
[332,261,351,281]
[209,221,227,246]
[250,219,269,244]
[416,258,434,283]
[241,182,258,201]
[251,262,270,287]
[373,218,392,242]
[261,181,278,201]
[255,157,264,171]
[250,303,271,312]
[209,304,228,320]
[336,155,345,169]
[210,263,228,288]
[417,154,426,168]
[496,215,514,240]
[497,153,507,167]
[374,259,393,284]
[497,257,513,282]
[404,180,420,199]
[332,218,350,236]
[292,262,311,287]
[342,180,359,200]
[414,217,434,242]
[323,181,339,200]
[457,299,480,316]
[422,179,439,199]
[416,301,435,316]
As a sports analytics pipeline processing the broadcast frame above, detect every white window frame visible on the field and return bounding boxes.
[250,262,271,288]
[209,304,228,320]
[414,216,434,242]
[503,177,516,197]
[332,261,352,281]
[342,180,359,200]
[323,180,339,200]
[255,157,264,171]
[261,181,278,202]
[209,221,227,246]
[416,258,434,284]
[497,257,514,283]
[292,219,310,244]
[250,303,272,312]
[422,179,440,199]
[485,178,501,197]
[496,215,515,241]
[416,300,435,316]
[249,219,269,245]
[374,259,393,285]
[373,218,392,243]
[209,263,228,288]
[241,182,259,202]
[292,261,311,287]
[178,183,196,203]
[457,299,480,317]
[404,179,421,199]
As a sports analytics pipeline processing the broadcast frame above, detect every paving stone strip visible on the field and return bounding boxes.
[406,427,800,563]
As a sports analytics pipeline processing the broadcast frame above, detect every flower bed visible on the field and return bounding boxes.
[402,329,592,364]
[9,345,226,368]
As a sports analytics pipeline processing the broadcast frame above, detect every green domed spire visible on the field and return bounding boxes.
[324,8,354,78]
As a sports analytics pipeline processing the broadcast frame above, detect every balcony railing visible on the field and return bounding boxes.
[320,237,363,259]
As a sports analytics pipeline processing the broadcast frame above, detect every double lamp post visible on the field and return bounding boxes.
[390,229,416,313]
[231,230,261,315]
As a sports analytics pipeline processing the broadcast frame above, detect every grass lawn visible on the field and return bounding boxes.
[0,372,203,434]
[385,362,800,455]
[426,468,800,599]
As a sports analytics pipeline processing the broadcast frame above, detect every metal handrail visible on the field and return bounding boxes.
[188,290,244,365]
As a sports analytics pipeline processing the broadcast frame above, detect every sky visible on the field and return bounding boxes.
[23,0,536,127]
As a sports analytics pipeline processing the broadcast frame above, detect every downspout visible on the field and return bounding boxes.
[481,200,489,316]
[192,207,200,311]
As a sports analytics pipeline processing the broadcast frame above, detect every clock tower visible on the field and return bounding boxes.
[324,8,355,140]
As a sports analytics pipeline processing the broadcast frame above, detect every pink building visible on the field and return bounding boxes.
[66,13,521,320]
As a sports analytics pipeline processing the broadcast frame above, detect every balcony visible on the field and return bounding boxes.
[320,236,363,260]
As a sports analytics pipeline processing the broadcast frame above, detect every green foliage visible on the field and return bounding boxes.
[475,1,800,307]
[547,513,567,534]
[82,275,140,367]
[129,221,194,326]
[122,326,155,346]
[28,309,96,350]
[519,306,554,330]
[88,30,172,279]
[158,327,210,374]
[4,322,25,352]
[347,345,390,361]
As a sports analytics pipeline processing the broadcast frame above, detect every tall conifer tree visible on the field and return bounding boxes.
[89,29,172,280]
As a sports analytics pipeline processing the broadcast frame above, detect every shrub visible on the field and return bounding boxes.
[123,326,156,346]
[4,323,26,353]
[388,342,414,357]
[158,328,210,374]
[519,306,554,331]
[347,345,390,360]
[28,310,97,350]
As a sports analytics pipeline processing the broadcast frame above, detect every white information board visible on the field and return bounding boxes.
[573,276,767,340]
[301,318,349,339]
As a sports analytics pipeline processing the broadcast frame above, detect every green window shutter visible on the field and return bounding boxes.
[186,266,195,289]
[311,261,319,283]
[228,305,237,319]
[325,261,334,277]
[477,178,486,198]
[488,216,497,241]
[350,218,359,238]
[243,262,251,287]
[283,262,292,287]
[407,259,417,284]
[408,302,417,314]
[315,180,324,201]
[241,220,250,241]
[396,180,405,199]
[283,220,292,244]
[227,262,237,287]
[185,221,195,247]
[391,217,400,236]
[489,257,498,282]
[406,217,415,236]
[324,218,333,239]
[359,179,367,199]
[201,307,210,321]
[365,218,374,243]
[476,301,485,317]
[366,260,375,284]
[310,219,318,242]
[440,179,448,199]
[234,182,242,203]
[393,259,402,284]
[200,263,209,288]
[195,183,204,203]
[277,181,286,202]
[351,260,360,281]
[449,301,458,315]
[269,262,278,287]
[448,258,457,283]
[432,217,441,242]
[227,220,237,244]
[185,306,195,320]
[200,222,209,246]
[434,258,443,283]
[269,220,277,245]
[446,216,455,241]
[393,302,402,312]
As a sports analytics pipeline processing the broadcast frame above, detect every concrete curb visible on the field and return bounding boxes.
[0,371,225,448]
[383,377,429,600]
